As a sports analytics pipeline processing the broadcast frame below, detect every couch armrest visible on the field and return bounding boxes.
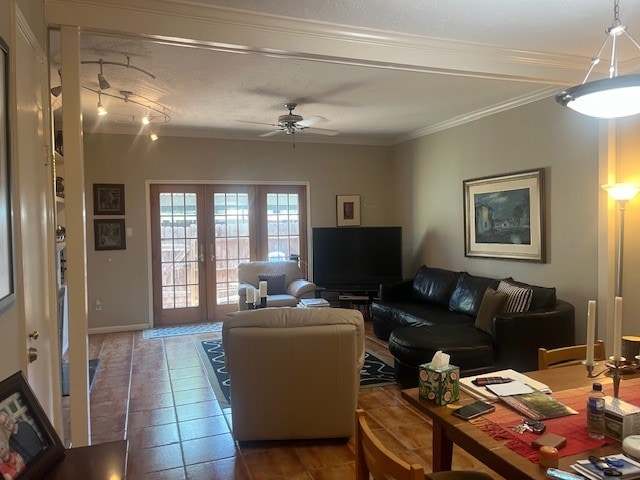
[287,279,317,298]
[492,300,575,372]
[379,280,414,302]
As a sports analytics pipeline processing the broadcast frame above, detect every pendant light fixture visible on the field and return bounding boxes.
[556,0,640,119]
[97,92,107,116]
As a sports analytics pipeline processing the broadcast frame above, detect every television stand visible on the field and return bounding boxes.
[320,288,379,320]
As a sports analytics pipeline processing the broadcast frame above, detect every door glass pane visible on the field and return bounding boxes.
[159,192,200,310]
[266,192,300,261]
[213,193,249,305]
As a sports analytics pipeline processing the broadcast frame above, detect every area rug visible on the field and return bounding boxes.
[198,339,396,407]
[61,359,99,396]
[142,322,223,339]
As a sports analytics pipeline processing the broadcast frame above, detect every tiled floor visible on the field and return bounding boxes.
[62,322,501,479]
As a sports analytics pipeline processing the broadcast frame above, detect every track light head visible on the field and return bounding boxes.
[98,73,111,90]
[50,85,62,97]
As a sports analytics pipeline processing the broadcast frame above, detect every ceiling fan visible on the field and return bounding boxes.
[258,103,339,137]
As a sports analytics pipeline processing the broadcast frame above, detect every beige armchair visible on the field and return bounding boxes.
[223,307,365,441]
[237,260,317,310]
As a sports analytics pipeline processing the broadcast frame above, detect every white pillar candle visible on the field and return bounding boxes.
[246,288,254,304]
[614,296,623,361]
[259,281,268,298]
[586,300,596,366]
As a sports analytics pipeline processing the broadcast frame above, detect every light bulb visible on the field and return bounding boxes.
[142,116,150,125]
[97,101,107,116]
[150,133,159,141]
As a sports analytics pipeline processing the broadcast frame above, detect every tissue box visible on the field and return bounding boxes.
[604,396,640,441]
[418,363,460,405]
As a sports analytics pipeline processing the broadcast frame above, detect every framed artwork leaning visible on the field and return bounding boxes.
[93,183,125,215]
[0,371,65,480]
[463,168,545,262]
[94,219,126,251]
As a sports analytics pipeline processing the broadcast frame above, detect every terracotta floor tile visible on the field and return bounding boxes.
[128,422,180,450]
[129,380,173,398]
[173,386,215,406]
[181,433,238,465]
[366,405,425,429]
[243,448,307,480]
[179,415,230,441]
[385,422,433,450]
[91,413,126,435]
[90,385,130,404]
[126,467,187,480]
[128,407,177,430]
[168,357,203,369]
[184,456,251,480]
[357,387,405,409]
[126,443,184,477]
[91,373,130,390]
[171,375,210,392]
[131,370,170,387]
[175,400,223,422]
[129,391,175,412]
[308,462,355,480]
[170,366,206,380]
[90,398,129,418]
[91,431,126,445]
[292,441,354,470]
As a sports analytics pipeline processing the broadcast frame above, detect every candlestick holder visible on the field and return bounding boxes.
[260,296,267,308]
[248,302,255,309]
[584,357,628,398]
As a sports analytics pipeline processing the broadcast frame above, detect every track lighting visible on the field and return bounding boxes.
[556,0,640,118]
[142,114,150,126]
[98,73,110,90]
[97,92,107,116]
[50,85,62,97]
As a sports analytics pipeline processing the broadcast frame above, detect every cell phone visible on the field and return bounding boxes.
[451,400,495,420]
[546,468,585,480]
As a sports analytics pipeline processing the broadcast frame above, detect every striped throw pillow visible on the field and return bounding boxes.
[496,280,533,313]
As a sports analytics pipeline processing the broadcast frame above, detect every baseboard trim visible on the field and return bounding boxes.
[88,323,149,335]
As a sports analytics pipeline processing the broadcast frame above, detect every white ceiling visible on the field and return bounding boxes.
[48,0,640,145]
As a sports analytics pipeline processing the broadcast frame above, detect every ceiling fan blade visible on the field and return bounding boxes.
[303,127,339,136]
[259,130,283,137]
[297,116,327,128]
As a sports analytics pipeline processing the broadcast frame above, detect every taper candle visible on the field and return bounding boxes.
[259,281,268,298]
[246,288,254,304]
[586,300,596,366]
[614,296,623,360]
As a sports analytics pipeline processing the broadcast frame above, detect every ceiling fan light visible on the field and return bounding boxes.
[556,75,640,118]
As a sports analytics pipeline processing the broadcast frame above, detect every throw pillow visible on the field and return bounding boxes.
[496,279,533,313]
[257,273,287,295]
[474,287,508,335]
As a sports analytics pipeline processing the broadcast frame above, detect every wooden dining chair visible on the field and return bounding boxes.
[355,409,492,480]
[538,340,606,370]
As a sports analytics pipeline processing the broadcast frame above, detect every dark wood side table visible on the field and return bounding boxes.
[43,439,127,480]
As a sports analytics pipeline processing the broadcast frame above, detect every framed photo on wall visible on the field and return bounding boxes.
[0,371,65,480]
[0,35,14,314]
[94,219,126,251]
[463,169,545,262]
[93,183,125,215]
[336,195,361,227]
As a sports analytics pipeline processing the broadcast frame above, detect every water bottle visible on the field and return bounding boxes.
[587,382,605,439]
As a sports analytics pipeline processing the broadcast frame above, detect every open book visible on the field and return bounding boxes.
[459,369,551,403]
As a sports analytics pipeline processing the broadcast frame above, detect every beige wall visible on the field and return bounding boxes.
[390,96,601,343]
[83,133,394,329]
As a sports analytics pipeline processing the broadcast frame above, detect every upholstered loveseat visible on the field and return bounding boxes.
[371,265,575,387]
[237,260,317,310]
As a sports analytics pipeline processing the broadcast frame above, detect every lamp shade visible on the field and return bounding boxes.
[602,183,640,201]
[556,75,640,119]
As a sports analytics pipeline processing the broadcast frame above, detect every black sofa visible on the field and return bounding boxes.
[371,265,575,387]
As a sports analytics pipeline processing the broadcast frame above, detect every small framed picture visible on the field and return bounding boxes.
[94,219,126,250]
[93,183,125,215]
[336,195,361,226]
[0,371,65,479]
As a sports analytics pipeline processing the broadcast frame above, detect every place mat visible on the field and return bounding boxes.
[470,377,640,463]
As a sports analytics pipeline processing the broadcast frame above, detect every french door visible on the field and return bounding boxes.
[150,184,307,325]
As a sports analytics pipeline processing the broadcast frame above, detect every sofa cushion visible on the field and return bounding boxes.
[504,278,557,310]
[449,273,499,316]
[412,265,460,307]
[474,288,508,335]
[497,279,533,313]
[258,273,287,295]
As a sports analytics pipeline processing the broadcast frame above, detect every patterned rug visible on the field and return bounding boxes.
[142,322,223,339]
[198,339,396,407]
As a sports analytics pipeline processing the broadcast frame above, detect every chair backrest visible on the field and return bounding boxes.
[538,340,606,370]
[355,409,424,480]
[237,260,302,286]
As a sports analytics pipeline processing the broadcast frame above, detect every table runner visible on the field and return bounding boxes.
[470,376,640,463]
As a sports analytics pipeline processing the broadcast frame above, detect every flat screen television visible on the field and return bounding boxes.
[312,226,402,291]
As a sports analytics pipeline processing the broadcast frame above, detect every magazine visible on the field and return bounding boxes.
[459,369,551,403]
[571,454,640,480]
[499,389,578,420]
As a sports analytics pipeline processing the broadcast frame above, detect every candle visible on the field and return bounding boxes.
[586,300,596,366]
[614,296,623,361]
[538,446,559,469]
[259,281,268,298]
[246,288,254,304]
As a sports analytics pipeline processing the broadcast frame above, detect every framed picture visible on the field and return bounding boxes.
[0,371,65,480]
[94,219,126,250]
[93,183,125,215]
[336,195,361,226]
[463,168,545,262]
[0,36,14,314]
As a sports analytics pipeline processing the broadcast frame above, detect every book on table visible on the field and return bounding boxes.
[459,369,551,403]
[570,454,640,480]
[298,298,330,308]
[498,389,578,420]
